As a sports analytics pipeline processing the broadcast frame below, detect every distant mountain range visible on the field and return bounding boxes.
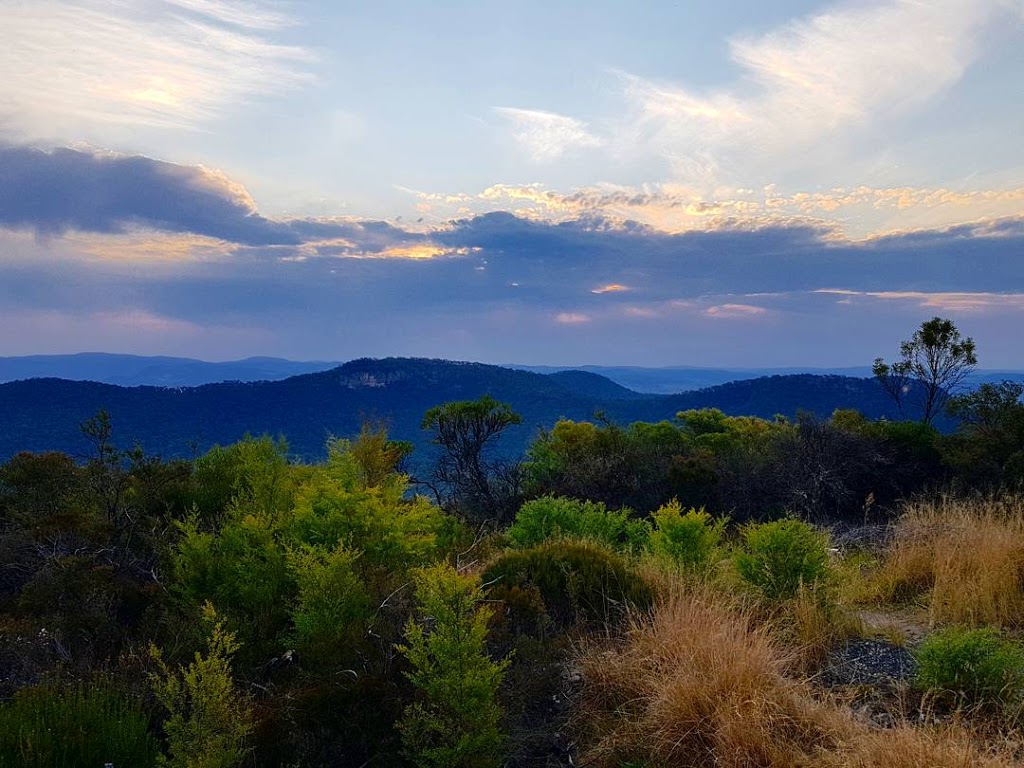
[0,357,920,465]
[514,364,1024,394]
[4,353,1021,394]
[0,353,341,388]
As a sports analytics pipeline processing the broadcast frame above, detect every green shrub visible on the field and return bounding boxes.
[483,540,653,626]
[398,563,509,768]
[649,500,726,570]
[734,519,830,600]
[150,606,254,768]
[287,544,371,666]
[0,684,159,768]
[507,496,650,554]
[914,626,1024,710]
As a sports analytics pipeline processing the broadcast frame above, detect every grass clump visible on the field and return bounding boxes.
[734,518,831,600]
[0,684,159,768]
[575,589,850,767]
[506,496,649,554]
[574,589,1017,768]
[872,495,1024,626]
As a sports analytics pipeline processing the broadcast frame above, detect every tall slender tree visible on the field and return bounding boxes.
[873,317,977,425]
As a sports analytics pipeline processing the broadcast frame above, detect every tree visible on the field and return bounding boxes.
[944,381,1024,487]
[873,317,977,425]
[420,396,523,525]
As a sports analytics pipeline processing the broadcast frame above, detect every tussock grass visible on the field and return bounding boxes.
[575,590,851,767]
[872,495,1024,627]
[574,588,1016,768]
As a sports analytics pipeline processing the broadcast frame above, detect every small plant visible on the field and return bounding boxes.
[397,563,509,768]
[649,500,726,571]
[734,519,830,600]
[507,496,650,554]
[914,626,1024,711]
[0,684,159,768]
[149,604,254,768]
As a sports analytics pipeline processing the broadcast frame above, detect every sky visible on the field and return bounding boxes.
[1,0,1023,367]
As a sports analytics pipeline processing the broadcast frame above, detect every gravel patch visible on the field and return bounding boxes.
[819,638,917,688]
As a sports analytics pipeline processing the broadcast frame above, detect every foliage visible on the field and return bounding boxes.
[343,423,414,487]
[873,317,977,425]
[523,418,699,513]
[287,544,371,665]
[914,626,1024,711]
[172,512,293,661]
[150,606,254,768]
[286,464,442,578]
[188,436,293,522]
[649,500,726,570]
[944,381,1024,488]
[484,540,652,626]
[506,495,650,554]
[0,684,159,768]
[422,395,523,524]
[397,563,509,768]
[734,519,831,600]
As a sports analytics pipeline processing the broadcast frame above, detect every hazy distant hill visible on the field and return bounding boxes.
[0,357,914,464]
[0,353,340,387]
[3,353,1020,394]
[516,364,1024,394]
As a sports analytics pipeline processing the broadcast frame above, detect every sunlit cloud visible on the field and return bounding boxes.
[405,180,1024,238]
[591,284,630,294]
[0,0,311,140]
[493,108,603,163]
[815,289,1024,312]
[349,244,475,260]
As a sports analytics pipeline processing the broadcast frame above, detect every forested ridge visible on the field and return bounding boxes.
[0,357,910,464]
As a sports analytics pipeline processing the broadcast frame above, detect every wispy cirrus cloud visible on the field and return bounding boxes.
[615,0,1021,184]
[0,0,311,140]
[493,108,603,163]
[815,289,1024,312]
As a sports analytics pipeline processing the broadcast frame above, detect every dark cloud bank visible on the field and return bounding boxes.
[2,145,1023,326]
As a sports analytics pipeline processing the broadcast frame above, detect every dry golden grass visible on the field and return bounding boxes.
[574,587,1016,768]
[872,495,1024,627]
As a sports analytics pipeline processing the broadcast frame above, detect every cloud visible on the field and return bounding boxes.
[2,144,1023,347]
[705,303,769,318]
[4,197,1024,365]
[0,0,310,139]
[0,146,301,244]
[493,108,603,163]
[555,312,591,325]
[815,289,1024,312]
[404,180,1024,238]
[600,0,1022,187]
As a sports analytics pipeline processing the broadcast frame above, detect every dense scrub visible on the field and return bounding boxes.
[1,391,1024,766]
